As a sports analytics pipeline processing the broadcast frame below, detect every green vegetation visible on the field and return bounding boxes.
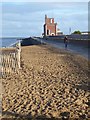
[73,30,81,34]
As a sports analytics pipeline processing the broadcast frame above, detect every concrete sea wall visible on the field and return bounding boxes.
[21,37,41,46]
[45,36,90,47]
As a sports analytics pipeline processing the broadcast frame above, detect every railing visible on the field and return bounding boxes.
[1,41,21,78]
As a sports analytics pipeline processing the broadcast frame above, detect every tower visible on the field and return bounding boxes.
[43,15,57,36]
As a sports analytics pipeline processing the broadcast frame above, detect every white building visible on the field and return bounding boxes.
[57,28,63,35]
[81,31,90,35]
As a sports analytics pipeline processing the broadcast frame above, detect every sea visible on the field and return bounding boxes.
[0,38,23,48]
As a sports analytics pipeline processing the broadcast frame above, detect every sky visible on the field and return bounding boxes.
[1,1,89,37]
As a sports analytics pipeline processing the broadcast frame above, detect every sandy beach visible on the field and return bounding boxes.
[1,44,90,119]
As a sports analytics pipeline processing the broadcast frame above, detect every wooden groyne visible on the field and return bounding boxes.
[1,52,18,76]
[0,41,21,78]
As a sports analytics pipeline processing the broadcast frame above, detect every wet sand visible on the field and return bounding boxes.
[1,45,90,119]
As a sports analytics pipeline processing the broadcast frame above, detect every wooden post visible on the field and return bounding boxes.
[16,40,21,69]
[1,55,2,76]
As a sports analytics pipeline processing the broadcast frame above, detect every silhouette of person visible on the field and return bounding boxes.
[64,36,68,49]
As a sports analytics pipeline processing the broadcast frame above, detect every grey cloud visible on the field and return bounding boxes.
[2,2,88,37]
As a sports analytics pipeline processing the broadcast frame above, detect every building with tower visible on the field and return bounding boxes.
[43,15,63,37]
[43,15,57,36]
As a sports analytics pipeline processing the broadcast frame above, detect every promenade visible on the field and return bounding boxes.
[1,44,90,119]
[33,37,89,59]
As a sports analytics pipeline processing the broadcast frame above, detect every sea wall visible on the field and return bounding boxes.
[45,36,90,47]
[21,36,90,48]
[21,37,41,46]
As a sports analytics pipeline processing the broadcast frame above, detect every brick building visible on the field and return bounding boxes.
[43,15,57,36]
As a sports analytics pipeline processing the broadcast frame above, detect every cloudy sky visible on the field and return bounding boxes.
[1,1,88,37]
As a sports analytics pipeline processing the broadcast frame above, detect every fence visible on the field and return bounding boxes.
[1,41,21,78]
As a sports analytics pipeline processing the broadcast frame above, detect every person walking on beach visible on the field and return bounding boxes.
[64,36,68,49]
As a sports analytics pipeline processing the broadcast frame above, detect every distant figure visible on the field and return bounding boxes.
[64,36,68,49]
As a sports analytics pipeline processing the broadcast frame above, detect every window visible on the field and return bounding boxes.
[47,30,49,35]
[47,30,50,35]
[51,19,52,23]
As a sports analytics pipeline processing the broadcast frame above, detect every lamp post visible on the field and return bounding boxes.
[69,27,71,35]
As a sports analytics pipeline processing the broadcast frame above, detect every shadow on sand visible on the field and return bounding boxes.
[2,110,72,120]
[2,110,89,120]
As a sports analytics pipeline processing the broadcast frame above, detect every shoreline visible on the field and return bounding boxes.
[1,44,90,119]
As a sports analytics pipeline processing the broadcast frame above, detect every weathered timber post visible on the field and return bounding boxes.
[16,40,21,69]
